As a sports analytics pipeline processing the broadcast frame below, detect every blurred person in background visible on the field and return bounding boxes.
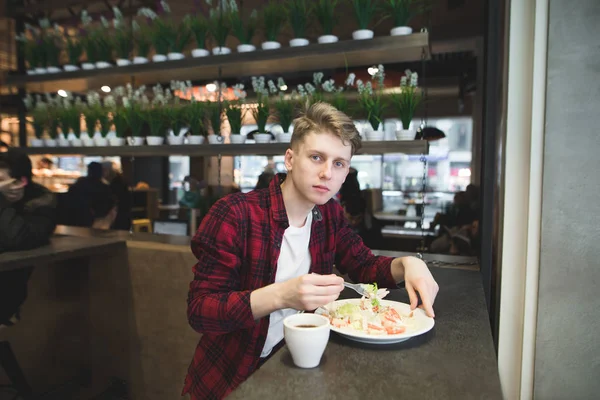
[0,149,57,328]
[102,161,132,230]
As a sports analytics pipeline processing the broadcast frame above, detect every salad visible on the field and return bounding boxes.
[324,283,415,335]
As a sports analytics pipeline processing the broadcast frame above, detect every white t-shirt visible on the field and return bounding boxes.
[260,210,313,358]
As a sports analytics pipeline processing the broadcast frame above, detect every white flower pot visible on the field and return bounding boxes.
[127,136,145,146]
[207,134,223,144]
[229,134,246,144]
[80,131,91,140]
[390,26,413,36]
[133,56,149,64]
[27,70,36,75]
[187,135,205,145]
[82,138,95,147]
[30,138,44,147]
[253,133,272,143]
[318,35,339,44]
[152,54,167,62]
[365,130,384,141]
[167,52,185,60]
[109,138,126,146]
[58,138,70,147]
[35,67,47,74]
[70,138,83,147]
[81,63,95,70]
[94,137,109,146]
[63,64,79,72]
[95,61,112,69]
[116,58,131,66]
[212,46,231,55]
[289,38,309,47]
[191,48,210,58]
[146,136,164,145]
[167,136,185,145]
[44,138,57,147]
[261,41,281,50]
[353,29,374,40]
[46,66,61,73]
[237,44,256,53]
[277,132,292,143]
[395,129,416,140]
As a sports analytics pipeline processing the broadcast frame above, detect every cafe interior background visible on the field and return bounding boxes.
[0,0,597,398]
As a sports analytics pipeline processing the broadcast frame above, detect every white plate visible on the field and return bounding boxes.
[316,299,435,344]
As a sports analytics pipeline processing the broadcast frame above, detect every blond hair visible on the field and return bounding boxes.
[290,102,362,155]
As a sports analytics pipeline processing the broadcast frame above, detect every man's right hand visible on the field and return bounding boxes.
[277,273,344,311]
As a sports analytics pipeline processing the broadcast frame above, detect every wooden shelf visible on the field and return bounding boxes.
[20,140,429,157]
[5,33,430,93]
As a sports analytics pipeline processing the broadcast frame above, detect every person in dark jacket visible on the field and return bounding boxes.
[0,149,57,327]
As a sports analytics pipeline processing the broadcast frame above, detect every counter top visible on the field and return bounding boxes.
[229,267,501,400]
[0,235,126,271]
[53,225,192,247]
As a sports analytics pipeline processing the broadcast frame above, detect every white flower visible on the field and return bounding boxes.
[313,72,324,87]
[138,8,158,20]
[123,97,130,108]
[113,6,123,20]
[233,83,247,99]
[252,76,266,93]
[336,86,344,93]
[104,95,116,108]
[81,10,92,26]
[322,79,335,93]
[277,77,286,89]
[100,16,110,28]
[267,80,278,94]
[161,0,171,13]
[410,72,418,87]
[305,83,316,95]
[345,73,356,87]
[400,76,407,86]
[132,21,140,32]
[297,85,306,96]
[38,18,50,29]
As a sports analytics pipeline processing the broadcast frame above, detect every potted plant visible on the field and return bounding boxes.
[391,69,422,140]
[16,29,41,74]
[206,101,225,144]
[261,1,286,50]
[110,87,128,146]
[231,9,258,53]
[23,94,47,146]
[356,65,386,140]
[64,32,82,71]
[314,0,339,43]
[81,105,98,146]
[81,35,98,70]
[188,14,210,57]
[384,0,429,36]
[209,8,232,55]
[185,98,207,145]
[272,84,295,142]
[330,73,355,114]
[166,18,192,60]
[43,22,63,73]
[350,0,379,40]
[125,101,146,145]
[287,0,310,47]
[251,76,272,143]
[138,7,170,62]
[225,101,246,144]
[132,21,151,64]
[94,17,113,68]
[96,109,112,146]
[45,97,61,146]
[58,95,83,146]
[143,107,166,145]
[112,7,133,66]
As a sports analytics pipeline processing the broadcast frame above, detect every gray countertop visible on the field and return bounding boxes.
[229,267,501,400]
[0,235,126,271]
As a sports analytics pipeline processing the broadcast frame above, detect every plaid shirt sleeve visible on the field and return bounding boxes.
[187,197,258,335]
[331,201,399,288]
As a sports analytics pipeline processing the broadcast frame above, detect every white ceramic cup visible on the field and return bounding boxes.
[283,313,330,368]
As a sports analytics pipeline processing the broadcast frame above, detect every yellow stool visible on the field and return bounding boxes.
[132,218,152,233]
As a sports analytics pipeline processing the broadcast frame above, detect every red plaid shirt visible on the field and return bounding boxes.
[183,174,397,399]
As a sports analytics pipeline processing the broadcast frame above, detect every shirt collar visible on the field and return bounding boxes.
[268,173,323,224]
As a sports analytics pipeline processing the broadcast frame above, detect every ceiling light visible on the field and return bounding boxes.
[206,83,217,92]
[280,84,288,91]
[367,66,379,76]
[101,85,111,93]
[57,89,67,97]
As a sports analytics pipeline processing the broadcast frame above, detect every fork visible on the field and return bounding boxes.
[343,282,366,296]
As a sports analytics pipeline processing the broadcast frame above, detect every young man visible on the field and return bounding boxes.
[183,103,439,400]
[0,149,57,328]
